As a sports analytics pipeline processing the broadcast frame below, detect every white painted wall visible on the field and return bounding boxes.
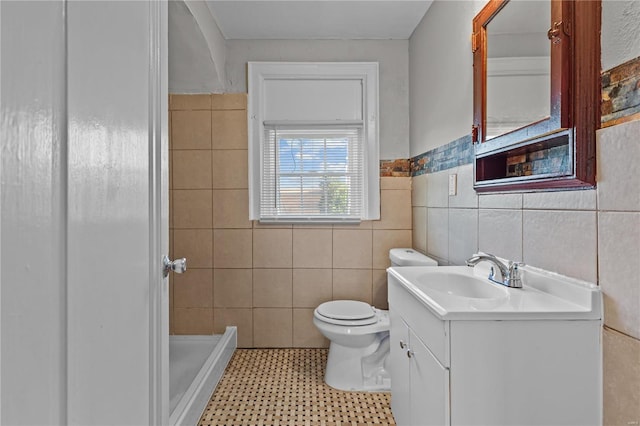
[185,1,226,89]
[408,0,484,156]
[169,0,223,93]
[601,0,640,71]
[225,39,410,160]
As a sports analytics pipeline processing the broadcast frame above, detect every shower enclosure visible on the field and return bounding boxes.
[169,327,236,425]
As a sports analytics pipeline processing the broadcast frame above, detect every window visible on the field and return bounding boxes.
[261,124,363,221]
[248,62,379,223]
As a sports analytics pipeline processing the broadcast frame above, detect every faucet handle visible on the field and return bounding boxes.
[509,261,524,272]
[507,262,525,287]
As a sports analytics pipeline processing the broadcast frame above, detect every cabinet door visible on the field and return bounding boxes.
[389,306,411,426]
[410,330,450,426]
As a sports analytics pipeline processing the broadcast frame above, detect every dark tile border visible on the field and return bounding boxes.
[379,159,410,177]
[409,134,473,177]
[602,55,640,127]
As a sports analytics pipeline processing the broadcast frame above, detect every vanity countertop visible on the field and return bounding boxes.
[387,265,602,321]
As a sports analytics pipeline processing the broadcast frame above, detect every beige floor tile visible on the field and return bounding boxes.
[198,349,394,425]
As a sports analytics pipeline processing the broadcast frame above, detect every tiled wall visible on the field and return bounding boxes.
[169,93,412,348]
[412,118,640,423]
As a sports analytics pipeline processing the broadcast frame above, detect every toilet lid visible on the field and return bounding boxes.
[316,300,375,321]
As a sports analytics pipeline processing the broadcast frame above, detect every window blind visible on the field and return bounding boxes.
[260,124,364,222]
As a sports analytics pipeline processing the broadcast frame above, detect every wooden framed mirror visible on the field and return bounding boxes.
[472,0,601,192]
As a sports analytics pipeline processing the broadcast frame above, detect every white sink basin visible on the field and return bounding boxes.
[413,271,508,299]
[387,265,601,320]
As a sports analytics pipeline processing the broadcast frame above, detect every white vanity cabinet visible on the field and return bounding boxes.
[390,285,449,426]
[388,267,602,426]
[390,316,449,426]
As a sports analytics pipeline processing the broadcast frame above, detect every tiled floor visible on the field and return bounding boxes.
[199,348,396,426]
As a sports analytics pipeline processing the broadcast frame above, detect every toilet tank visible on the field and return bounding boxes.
[389,248,438,267]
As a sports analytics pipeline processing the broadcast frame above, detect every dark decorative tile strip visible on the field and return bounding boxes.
[602,55,640,126]
[505,144,570,177]
[380,158,411,177]
[410,134,473,176]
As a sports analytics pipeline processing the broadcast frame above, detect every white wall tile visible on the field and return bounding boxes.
[449,165,478,208]
[523,210,597,283]
[599,212,640,340]
[448,208,478,265]
[478,209,523,261]
[412,207,427,253]
[523,189,596,210]
[427,207,448,260]
[412,173,427,207]
[479,193,523,209]
[597,120,640,212]
[426,170,449,208]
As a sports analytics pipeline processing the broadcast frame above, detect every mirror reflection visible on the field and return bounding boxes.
[486,0,550,139]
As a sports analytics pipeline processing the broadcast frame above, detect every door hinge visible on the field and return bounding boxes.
[471,125,479,144]
[471,32,479,53]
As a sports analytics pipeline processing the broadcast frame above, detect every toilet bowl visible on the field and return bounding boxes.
[313,248,437,392]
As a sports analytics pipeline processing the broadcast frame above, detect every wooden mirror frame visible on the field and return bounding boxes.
[472,0,601,192]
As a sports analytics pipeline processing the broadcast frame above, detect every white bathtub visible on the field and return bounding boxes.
[169,327,236,426]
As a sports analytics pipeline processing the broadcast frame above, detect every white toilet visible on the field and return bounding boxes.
[313,248,437,391]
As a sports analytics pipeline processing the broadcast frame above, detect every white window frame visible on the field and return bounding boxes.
[248,62,380,223]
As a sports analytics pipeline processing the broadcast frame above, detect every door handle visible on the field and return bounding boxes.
[162,255,187,277]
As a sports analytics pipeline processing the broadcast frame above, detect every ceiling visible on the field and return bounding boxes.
[205,1,434,40]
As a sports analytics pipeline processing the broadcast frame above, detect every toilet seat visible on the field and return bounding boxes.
[315,301,378,326]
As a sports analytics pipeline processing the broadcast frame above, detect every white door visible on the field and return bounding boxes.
[1,1,169,425]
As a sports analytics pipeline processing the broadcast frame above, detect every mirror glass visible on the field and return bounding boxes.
[485,0,551,139]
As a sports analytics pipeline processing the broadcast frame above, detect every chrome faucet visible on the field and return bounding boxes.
[466,253,524,288]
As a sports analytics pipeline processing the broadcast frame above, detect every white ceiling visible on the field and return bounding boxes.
[205,1,434,40]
